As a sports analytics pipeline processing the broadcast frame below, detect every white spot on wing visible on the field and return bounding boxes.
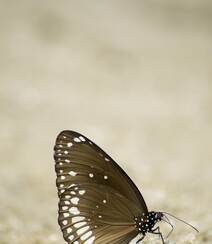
[62,206,68,210]
[72,216,85,223]
[68,184,76,188]
[79,136,86,141]
[67,227,72,233]
[71,197,79,205]
[79,190,86,195]
[62,220,68,225]
[84,236,95,244]
[69,171,77,176]
[74,137,81,142]
[70,207,80,215]
[68,235,74,240]
[81,230,92,240]
[67,142,73,147]
[63,213,70,218]
[89,173,94,178]
[77,226,89,236]
[74,221,87,228]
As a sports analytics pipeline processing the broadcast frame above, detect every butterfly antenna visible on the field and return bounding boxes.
[162,215,174,238]
[162,212,199,232]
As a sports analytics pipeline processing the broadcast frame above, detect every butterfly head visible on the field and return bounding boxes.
[149,211,163,222]
[135,211,163,234]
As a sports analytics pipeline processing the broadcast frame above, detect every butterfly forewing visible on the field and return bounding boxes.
[54,130,148,243]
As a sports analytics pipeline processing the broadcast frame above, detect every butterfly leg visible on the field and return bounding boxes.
[150,226,165,244]
[136,234,145,244]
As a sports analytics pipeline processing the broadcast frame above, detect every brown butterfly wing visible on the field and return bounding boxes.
[54,130,148,243]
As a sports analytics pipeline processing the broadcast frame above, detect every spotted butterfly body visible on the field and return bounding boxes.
[54,131,164,244]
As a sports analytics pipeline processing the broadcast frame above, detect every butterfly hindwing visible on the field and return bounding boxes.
[57,184,138,243]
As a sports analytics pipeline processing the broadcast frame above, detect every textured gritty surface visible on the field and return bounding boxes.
[0,0,212,243]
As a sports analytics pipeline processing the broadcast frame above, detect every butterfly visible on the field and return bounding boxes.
[54,130,198,244]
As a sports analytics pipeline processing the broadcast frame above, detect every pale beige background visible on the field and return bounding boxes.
[0,1,211,243]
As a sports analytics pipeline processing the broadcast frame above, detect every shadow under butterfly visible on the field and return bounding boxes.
[54,130,198,244]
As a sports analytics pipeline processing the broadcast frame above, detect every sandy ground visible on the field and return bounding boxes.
[0,1,212,243]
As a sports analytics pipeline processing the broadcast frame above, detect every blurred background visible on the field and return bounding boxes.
[0,0,211,243]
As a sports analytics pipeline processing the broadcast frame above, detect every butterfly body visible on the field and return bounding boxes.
[54,131,165,243]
